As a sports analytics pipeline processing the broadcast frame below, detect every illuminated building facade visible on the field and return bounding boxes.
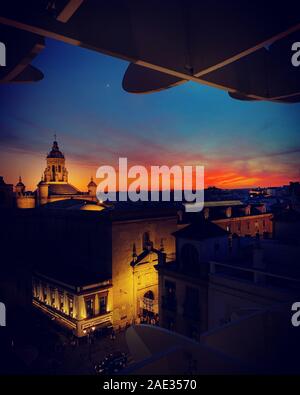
[32,267,112,337]
[12,200,178,336]
[110,206,177,329]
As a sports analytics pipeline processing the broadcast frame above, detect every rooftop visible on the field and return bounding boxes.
[48,183,81,196]
[34,264,111,288]
[42,198,106,211]
[173,220,229,241]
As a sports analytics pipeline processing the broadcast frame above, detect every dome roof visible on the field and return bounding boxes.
[48,183,80,196]
[47,140,64,159]
[88,177,97,187]
[37,178,47,186]
[16,176,25,187]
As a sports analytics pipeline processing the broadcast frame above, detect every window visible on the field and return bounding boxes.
[85,298,94,318]
[59,292,64,311]
[68,297,74,317]
[35,282,40,299]
[58,165,61,172]
[50,289,56,307]
[43,287,47,303]
[204,208,209,219]
[226,207,232,218]
[99,295,107,315]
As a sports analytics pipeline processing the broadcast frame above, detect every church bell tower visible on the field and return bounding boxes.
[44,137,68,182]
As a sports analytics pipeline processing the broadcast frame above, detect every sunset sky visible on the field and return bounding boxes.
[0,38,300,191]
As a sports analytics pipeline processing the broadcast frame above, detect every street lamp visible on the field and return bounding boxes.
[84,326,96,361]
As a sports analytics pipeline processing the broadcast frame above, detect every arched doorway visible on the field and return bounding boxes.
[144,290,154,300]
[140,290,157,323]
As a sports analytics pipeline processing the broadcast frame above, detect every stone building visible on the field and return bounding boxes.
[157,221,229,340]
[7,198,179,336]
[156,220,300,341]
[181,200,273,238]
[15,138,97,209]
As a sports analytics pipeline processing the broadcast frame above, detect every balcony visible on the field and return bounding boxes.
[162,296,177,312]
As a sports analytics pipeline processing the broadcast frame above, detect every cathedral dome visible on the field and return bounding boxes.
[47,140,64,159]
[37,178,47,186]
[88,177,97,187]
[16,176,25,187]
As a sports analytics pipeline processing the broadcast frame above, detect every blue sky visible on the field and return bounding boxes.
[0,38,299,190]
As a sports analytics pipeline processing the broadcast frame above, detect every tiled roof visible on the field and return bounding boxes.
[48,183,80,196]
[173,220,229,241]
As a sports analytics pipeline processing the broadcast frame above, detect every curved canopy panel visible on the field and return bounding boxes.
[10,64,43,83]
[229,91,300,105]
[228,92,259,102]
[0,24,44,83]
[123,63,185,93]
[202,37,300,102]
[1,1,300,101]
[273,95,300,104]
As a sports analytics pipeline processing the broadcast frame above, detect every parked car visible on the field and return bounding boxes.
[95,351,127,374]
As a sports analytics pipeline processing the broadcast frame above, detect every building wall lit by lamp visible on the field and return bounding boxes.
[32,273,113,337]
